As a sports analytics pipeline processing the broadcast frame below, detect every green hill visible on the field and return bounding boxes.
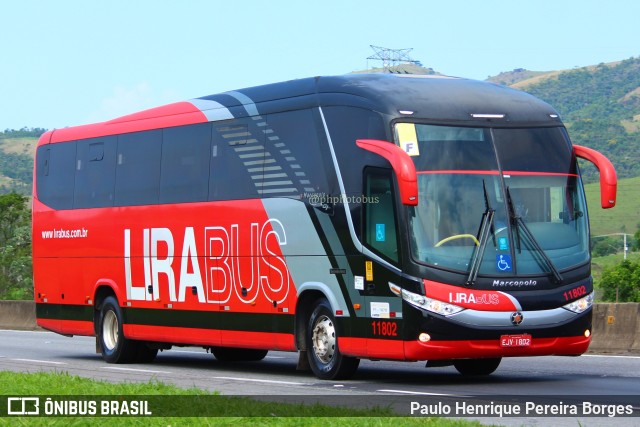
[492,58,640,183]
[0,129,40,195]
[486,68,551,86]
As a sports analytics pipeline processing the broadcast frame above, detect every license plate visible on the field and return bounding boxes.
[500,334,532,347]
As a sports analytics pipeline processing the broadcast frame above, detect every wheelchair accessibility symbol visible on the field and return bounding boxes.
[496,254,512,272]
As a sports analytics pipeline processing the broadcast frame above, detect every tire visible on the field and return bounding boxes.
[453,358,501,376]
[211,347,268,362]
[306,298,359,380]
[98,296,139,363]
[136,343,159,363]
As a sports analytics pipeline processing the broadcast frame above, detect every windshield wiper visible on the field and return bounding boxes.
[506,187,563,284]
[466,181,495,286]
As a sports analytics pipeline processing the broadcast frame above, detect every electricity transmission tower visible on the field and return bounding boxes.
[367,45,421,72]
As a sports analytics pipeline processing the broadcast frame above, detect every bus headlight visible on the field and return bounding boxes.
[563,292,594,313]
[390,284,464,316]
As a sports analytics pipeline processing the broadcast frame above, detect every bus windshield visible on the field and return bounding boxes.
[398,123,590,279]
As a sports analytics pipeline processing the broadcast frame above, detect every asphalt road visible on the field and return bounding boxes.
[1,329,639,426]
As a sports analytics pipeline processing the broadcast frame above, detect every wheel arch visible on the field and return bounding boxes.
[93,281,118,335]
[294,282,347,351]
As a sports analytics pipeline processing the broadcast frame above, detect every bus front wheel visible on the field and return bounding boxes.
[306,298,359,380]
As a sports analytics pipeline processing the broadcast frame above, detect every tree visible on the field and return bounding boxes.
[599,260,640,302]
[633,228,640,252]
[0,127,46,138]
[0,193,32,299]
[591,236,621,257]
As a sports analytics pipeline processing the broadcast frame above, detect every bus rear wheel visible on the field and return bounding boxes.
[306,298,359,380]
[453,358,501,376]
[99,296,139,363]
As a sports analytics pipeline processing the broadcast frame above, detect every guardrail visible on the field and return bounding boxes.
[0,300,37,331]
[591,303,640,353]
[1,301,638,353]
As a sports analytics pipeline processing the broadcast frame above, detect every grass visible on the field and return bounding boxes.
[0,371,484,426]
[584,176,640,237]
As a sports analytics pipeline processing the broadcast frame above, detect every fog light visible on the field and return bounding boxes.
[418,333,431,343]
[584,329,591,338]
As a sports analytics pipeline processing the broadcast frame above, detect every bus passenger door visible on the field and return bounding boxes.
[362,168,404,358]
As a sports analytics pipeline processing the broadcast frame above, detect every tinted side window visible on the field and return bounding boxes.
[74,137,117,208]
[160,123,211,204]
[320,106,387,196]
[115,130,162,206]
[36,142,76,210]
[210,120,263,201]
[264,109,330,196]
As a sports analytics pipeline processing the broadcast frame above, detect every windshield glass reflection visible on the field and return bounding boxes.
[398,123,589,278]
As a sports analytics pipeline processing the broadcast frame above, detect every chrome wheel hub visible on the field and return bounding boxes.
[312,315,335,364]
[102,310,119,351]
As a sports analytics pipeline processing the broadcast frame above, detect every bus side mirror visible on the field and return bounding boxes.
[573,144,617,209]
[356,139,418,206]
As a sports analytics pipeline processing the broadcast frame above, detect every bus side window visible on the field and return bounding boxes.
[160,123,211,204]
[115,130,162,206]
[74,137,117,208]
[363,169,399,263]
[210,121,263,201]
[265,109,330,197]
[36,142,76,210]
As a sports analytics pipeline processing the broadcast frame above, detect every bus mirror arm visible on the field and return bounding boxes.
[573,144,617,209]
[356,139,418,206]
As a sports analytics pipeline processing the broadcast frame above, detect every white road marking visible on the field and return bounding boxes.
[582,354,640,360]
[101,366,171,374]
[212,376,305,386]
[11,358,67,365]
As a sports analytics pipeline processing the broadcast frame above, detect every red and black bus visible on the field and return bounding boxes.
[33,74,617,379]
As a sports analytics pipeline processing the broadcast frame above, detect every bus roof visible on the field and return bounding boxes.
[42,74,561,144]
